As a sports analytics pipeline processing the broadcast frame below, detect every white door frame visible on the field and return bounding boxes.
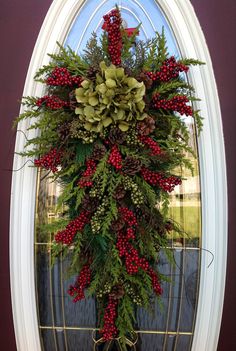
[10,1,227,350]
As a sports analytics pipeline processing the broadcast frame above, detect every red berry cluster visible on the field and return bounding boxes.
[103,9,122,65]
[118,207,138,226]
[146,56,188,82]
[34,148,62,173]
[68,264,91,302]
[46,67,83,86]
[36,95,69,110]
[78,159,97,188]
[126,227,135,239]
[139,135,162,156]
[107,145,122,170]
[55,210,90,245]
[152,93,193,116]
[116,208,148,274]
[148,268,163,295]
[117,233,149,274]
[141,167,182,192]
[100,295,118,340]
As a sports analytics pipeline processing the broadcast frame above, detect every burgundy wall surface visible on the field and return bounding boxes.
[0,1,52,348]
[190,1,236,349]
[0,0,235,350]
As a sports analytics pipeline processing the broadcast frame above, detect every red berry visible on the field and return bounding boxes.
[139,135,162,156]
[55,210,90,245]
[146,56,189,82]
[141,167,182,192]
[46,66,83,87]
[148,268,163,295]
[107,145,122,170]
[102,9,122,65]
[36,95,70,110]
[34,148,63,173]
[68,264,91,302]
[152,93,193,116]
[78,159,97,188]
[100,295,118,340]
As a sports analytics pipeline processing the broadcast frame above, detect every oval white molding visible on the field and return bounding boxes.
[10,1,227,350]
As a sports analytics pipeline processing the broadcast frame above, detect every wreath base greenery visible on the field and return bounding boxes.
[16,7,203,348]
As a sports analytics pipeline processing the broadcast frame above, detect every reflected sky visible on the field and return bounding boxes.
[65,0,178,57]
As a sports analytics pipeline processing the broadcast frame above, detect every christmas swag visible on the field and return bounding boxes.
[16,8,203,348]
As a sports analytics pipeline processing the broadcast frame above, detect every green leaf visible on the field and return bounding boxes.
[105,78,117,88]
[118,122,129,131]
[88,96,99,106]
[102,117,112,127]
[76,142,93,164]
[84,105,94,117]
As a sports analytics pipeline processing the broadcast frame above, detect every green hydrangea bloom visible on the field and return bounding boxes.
[75,62,147,133]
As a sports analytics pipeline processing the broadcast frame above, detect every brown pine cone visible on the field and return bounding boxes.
[108,127,126,144]
[124,67,133,76]
[92,143,107,160]
[137,116,155,136]
[122,156,142,176]
[137,71,153,89]
[69,90,77,110]
[57,122,71,141]
[113,184,126,200]
[110,284,125,299]
[111,218,125,231]
[165,221,174,232]
[81,194,99,212]
[86,67,99,80]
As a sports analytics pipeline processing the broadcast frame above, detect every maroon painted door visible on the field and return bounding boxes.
[0,1,235,350]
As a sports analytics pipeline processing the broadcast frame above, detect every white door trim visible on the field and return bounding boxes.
[10,1,227,350]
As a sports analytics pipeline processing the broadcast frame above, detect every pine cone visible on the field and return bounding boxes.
[137,116,155,136]
[122,156,142,176]
[86,67,99,80]
[137,71,153,89]
[81,194,99,212]
[111,218,125,231]
[92,143,107,160]
[110,284,125,299]
[69,90,77,110]
[57,122,71,140]
[113,184,126,200]
[165,221,174,232]
[124,67,133,76]
[108,127,126,144]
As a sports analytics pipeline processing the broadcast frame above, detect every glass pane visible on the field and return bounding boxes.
[176,335,192,351]
[169,119,201,249]
[137,334,165,351]
[63,255,96,328]
[66,330,94,350]
[40,329,57,351]
[35,1,201,350]
[36,245,53,326]
[136,249,200,333]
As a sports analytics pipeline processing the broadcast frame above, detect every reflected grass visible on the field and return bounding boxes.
[169,205,201,242]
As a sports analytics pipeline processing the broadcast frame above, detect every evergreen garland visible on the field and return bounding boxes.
[15,7,203,348]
